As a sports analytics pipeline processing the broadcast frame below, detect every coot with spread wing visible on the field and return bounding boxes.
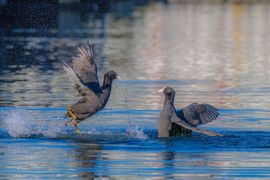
[157,86,223,138]
[63,42,119,134]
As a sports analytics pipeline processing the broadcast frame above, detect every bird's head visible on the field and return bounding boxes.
[105,71,119,81]
[103,71,120,87]
[158,86,175,103]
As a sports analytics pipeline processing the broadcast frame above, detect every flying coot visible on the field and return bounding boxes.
[63,42,119,134]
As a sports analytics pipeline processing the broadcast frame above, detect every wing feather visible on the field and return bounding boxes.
[63,61,85,88]
[63,42,101,94]
[181,103,220,126]
[171,113,223,137]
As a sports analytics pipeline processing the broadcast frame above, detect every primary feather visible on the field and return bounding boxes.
[63,43,101,94]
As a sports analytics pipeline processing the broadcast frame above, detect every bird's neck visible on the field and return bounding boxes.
[163,98,174,111]
[100,83,112,105]
[102,77,112,88]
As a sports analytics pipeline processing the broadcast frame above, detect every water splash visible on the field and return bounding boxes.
[4,110,35,137]
[126,125,148,139]
[3,109,66,138]
[2,108,148,140]
[82,125,148,140]
[119,87,148,139]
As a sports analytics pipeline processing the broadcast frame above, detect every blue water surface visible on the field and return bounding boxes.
[1,0,270,179]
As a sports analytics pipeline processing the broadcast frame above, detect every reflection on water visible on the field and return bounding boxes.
[72,143,102,179]
[1,0,270,179]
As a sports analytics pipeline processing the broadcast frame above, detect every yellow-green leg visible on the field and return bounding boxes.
[68,107,77,119]
[66,106,81,135]
[73,123,81,135]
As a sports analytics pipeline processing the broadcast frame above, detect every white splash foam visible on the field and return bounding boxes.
[83,126,148,140]
[3,109,148,140]
[4,110,33,137]
[126,125,148,139]
[3,110,66,138]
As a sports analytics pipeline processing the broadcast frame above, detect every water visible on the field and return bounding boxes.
[1,0,270,179]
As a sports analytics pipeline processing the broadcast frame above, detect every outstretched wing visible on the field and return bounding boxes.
[177,103,219,126]
[171,113,223,137]
[63,42,101,94]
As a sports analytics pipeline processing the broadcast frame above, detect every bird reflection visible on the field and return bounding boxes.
[72,143,110,179]
[73,143,100,179]
[159,151,175,166]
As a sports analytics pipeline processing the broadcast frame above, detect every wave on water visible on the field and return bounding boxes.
[83,125,148,140]
[2,109,148,140]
